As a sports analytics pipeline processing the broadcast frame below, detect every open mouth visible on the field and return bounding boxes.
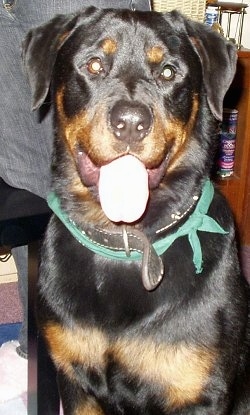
[77,151,168,189]
[76,151,168,223]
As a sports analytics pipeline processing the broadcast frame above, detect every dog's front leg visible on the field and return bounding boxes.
[58,369,104,415]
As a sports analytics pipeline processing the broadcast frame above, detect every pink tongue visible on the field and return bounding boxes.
[98,155,149,223]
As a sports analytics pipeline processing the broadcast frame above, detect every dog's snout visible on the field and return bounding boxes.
[110,100,152,142]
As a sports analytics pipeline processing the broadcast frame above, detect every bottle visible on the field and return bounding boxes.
[217,109,238,178]
[204,6,218,27]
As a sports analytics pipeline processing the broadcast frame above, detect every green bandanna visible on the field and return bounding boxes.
[47,179,228,274]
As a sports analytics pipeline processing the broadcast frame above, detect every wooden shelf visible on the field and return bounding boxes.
[217,49,250,244]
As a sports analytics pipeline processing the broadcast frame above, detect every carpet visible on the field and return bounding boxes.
[0,282,22,324]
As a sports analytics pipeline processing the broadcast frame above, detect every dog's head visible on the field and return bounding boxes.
[23,8,237,228]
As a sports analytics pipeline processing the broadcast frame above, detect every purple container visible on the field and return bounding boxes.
[217,109,238,177]
[217,135,236,177]
[221,108,238,135]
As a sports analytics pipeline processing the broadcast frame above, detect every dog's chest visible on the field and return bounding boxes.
[41,222,219,411]
[43,321,216,411]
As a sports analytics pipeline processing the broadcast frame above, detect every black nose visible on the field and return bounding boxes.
[109,100,152,142]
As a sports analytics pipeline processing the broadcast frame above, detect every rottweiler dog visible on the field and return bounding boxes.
[23,7,250,415]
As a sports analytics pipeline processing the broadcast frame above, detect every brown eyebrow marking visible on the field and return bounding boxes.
[147,46,164,64]
[101,38,117,55]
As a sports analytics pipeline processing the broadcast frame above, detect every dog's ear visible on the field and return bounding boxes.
[22,13,79,110]
[185,18,237,121]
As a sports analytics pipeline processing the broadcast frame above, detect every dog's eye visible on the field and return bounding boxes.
[87,57,104,75]
[161,65,175,80]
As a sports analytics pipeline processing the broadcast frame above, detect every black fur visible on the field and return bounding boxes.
[23,8,250,414]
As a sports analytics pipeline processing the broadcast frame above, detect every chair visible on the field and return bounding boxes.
[0,178,58,414]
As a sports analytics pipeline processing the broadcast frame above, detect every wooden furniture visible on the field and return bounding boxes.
[217,49,250,245]
[208,2,248,48]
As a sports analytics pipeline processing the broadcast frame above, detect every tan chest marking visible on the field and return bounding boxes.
[112,337,216,408]
[43,323,109,378]
[44,323,216,409]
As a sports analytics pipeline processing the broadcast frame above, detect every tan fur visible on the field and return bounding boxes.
[147,46,164,64]
[113,337,216,409]
[43,322,216,410]
[165,93,199,173]
[74,397,104,415]
[101,38,117,55]
[43,323,109,379]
